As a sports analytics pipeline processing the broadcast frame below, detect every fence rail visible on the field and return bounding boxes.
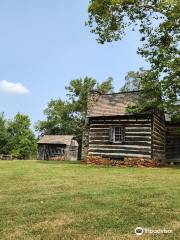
[0,155,13,160]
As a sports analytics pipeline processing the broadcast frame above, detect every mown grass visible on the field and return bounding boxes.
[0,160,179,240]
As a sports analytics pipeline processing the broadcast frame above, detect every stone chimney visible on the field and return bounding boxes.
[82,90,101,159]
[86,90,101,117]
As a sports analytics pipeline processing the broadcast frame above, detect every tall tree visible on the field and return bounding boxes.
[120,68,146,91]
[36,77,114,158]
[35,99,81,137]
[8,113,37,159]
[87,0,180,113]
[66,76,114,116]
[121,69,162,110]
[0,113,9,154]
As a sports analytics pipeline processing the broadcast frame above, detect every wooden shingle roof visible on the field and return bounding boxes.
[87,91,139,117]
[38,135,78,146]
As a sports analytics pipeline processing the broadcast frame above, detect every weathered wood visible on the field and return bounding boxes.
[125,132,151,136]
[84,115,153,160]
[0,154,13,160]
[90,124,151,128]
[90,132,152,137]
[82,91,173,163]
[89,136,110,140]
[37,143,78,160]
[89,140,151,146]
[166,123,180,161]
[90,116,151,122]
[89,144,151,150]
[90,134,151,140]
[151,114,166,161]
[88,152,151,158]
[89,148,151,154]
[125,127,151,130]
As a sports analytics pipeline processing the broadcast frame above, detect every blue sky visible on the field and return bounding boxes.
[0,0,148,127]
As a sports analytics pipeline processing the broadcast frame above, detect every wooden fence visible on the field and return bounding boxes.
[0,155,13,160]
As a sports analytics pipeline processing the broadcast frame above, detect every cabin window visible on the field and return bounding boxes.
[110,127,125,143]
[114,127,125,142]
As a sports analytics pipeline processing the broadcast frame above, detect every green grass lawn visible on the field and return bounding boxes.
[0,160,179,240]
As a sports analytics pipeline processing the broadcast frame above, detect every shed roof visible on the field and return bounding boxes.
[37,135,78,146]
[87,91,139,117]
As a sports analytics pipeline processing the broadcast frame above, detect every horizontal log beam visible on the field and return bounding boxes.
[90,132,152,137]
[90,119,151,123]
[90,124,151,127]
[153,139,165,145]
[125,127,151,130]
[126,129,151,133]
[88,152,151,158]
[153,116,165,128]
[89,136,152,141]
[89,144,151,149]
[89,148,151,154]
[89,140,151,146]
[153,121,165,133]
[125,132,151,136]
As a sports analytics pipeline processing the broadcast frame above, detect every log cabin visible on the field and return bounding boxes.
[37,135,78,160]
[82,91,180,165]
[166,119,180,164]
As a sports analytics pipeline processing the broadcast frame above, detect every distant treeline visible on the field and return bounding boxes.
[0,113,37,159]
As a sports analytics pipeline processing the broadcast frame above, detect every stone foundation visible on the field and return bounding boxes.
[48,156,65,161]
[83,156,160,167]
[82,156,110,166]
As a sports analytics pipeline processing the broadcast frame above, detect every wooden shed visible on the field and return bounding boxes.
[37,135,78,160]
[82,91,167,164]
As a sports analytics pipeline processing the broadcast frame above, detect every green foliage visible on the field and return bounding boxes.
[87,0,180,114]
[36,77,114,156]
[0,113,9,154]
[65,76,114,115]
[65,77,97,115]
[35,99,83,140]
[120,68,146,92]
[7,113,37,159]
[121,69,163,114]
[0,113,37,159]
[126,105,139,114]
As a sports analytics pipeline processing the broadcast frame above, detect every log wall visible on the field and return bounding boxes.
[37,144,78,160]
[166,123,180,163]
[151,114,166,161]
[85,115,153,159]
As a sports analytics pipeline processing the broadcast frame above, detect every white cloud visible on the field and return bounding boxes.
[0,80,29,94]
